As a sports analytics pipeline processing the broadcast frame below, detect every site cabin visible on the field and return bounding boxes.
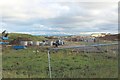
[0,30,9,45]
[0,36,9,45]
[0,42,9,45]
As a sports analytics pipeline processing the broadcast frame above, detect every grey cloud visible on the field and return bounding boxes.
[1,2,118,35]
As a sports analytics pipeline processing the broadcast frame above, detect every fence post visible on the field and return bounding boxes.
[48,50,52,78]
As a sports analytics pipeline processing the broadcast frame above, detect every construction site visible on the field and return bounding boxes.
[1,30,119,78]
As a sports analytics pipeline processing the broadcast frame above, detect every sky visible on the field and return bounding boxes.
[0,0,119,35]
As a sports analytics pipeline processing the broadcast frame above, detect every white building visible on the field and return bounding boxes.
[91,33,106,37]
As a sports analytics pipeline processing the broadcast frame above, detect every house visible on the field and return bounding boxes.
[91,33,106,37]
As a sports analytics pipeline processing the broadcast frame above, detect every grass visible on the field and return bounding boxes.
[2,44,118,78]
[8,33,47,42]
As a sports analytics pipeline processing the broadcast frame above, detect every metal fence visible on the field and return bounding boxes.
[47,43,118,78]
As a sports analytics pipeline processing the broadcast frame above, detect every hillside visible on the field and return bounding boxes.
[8,33,47,42]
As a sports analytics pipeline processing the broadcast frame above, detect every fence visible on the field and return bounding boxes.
[2,43,118,78]
[47,43,118,78]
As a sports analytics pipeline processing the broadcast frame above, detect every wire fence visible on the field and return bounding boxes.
[47,43,118,78]
[2,43,118,78]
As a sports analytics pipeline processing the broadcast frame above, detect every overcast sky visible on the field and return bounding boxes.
[0,0,118,35]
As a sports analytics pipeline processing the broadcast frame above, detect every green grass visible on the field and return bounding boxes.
[8,33,47,42]
[2,45,118,78]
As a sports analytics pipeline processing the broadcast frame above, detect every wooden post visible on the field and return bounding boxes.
[48,50,52,78]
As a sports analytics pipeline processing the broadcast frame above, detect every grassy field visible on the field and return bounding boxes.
[2,44,118,78]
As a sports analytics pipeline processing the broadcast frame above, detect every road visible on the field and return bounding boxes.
[51,43,118,50]
[49,43,118,53]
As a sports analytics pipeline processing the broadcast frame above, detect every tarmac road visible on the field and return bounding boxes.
[50,43,118,53]
[51,43,118,50]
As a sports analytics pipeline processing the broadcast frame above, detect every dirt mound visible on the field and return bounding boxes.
[98,34,120,41]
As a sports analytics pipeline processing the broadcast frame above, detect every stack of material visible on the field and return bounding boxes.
[10,37,32,45]
[20,41,28,46]
[48,41,53,46]
[28,41,33,46]
[33,41,39,46]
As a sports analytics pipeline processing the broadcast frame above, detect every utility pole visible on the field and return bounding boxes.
[48,50,52,78]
